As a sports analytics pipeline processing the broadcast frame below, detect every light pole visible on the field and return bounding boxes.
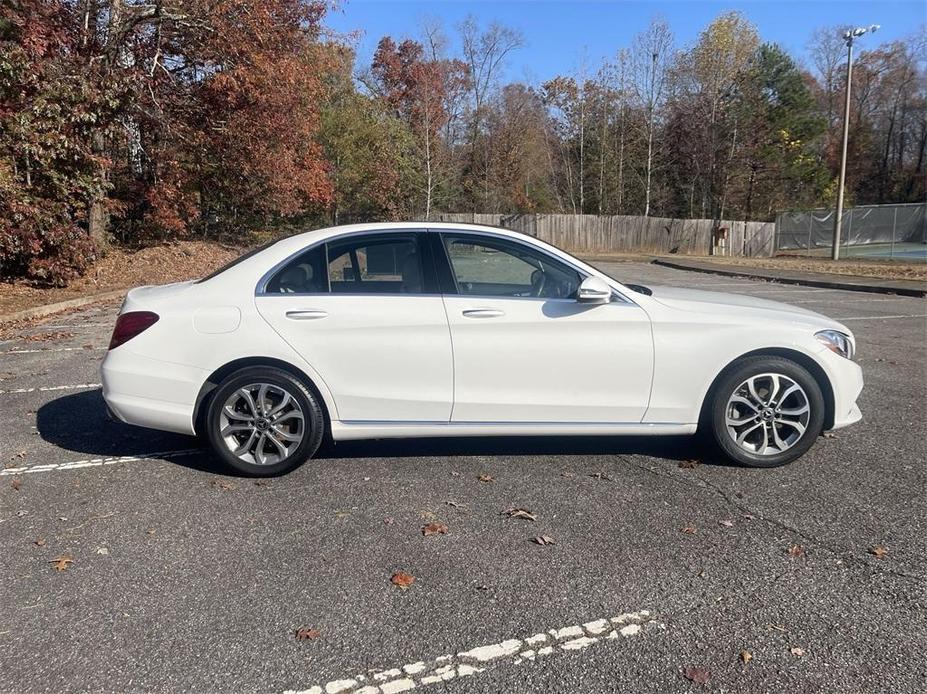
[832,24,879,260]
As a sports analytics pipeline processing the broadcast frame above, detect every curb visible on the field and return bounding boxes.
[0,289,126,325]
[651,259,927,298]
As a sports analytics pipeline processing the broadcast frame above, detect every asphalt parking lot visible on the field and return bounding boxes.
[1,261,925,694]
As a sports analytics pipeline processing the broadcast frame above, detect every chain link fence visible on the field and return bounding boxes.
[776,203,926,261]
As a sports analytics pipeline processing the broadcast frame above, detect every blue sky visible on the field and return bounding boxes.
[325,0,925,82]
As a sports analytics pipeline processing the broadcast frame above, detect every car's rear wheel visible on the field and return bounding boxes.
[708,356,825,468]
[205,366,324,476]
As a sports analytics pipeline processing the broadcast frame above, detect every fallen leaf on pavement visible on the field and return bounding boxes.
[477,474,495,483]
[445,500,468,510]
[49,555,74,571]
[34,538,46,547]
[295,628,321,640]
[10,479,21,491]
[588,472,612,481]
[868,545,889,559]
[718,519,734,528]
[787,544,805,558]
[502,508,537,521]
[789,647,805,657]
[532,535,556,546]
[391,572,415,588]
[422,522,449,536]
[681,526,697,534]
[740,650,753,664]
[823,432,837,439]
[683,666,710,685]
[96,547,109,555]
[211,480,236,491]
[678,459,701,469]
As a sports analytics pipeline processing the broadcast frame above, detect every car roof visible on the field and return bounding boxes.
[269,221,529,255]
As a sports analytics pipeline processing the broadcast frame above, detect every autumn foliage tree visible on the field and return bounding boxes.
[369,34,468,218]
[1,0,334,284]
[0,1,104,283]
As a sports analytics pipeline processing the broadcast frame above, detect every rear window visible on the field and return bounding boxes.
[196,238,282,284]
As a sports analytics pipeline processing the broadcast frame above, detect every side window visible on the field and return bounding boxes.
[265,245,327,294]
[327,234,425,294]
[442,235,582,299]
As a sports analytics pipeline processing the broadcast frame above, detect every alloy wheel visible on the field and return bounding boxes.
[218,383,305,465]
[725,373,811,456]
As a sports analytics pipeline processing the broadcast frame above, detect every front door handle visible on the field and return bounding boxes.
[462,308,505,319]
[285,309,328,320]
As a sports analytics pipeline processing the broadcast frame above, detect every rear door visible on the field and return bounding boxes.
[435,231,654,423]
[255,231,453,423]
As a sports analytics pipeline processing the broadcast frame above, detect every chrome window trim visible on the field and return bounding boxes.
[435,228,637,306]
[254,226,638,306]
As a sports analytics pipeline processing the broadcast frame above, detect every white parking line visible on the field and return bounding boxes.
[0,449,203,476]
[283,610,661,694]
[0,383,100,395]
[785,297,919,304]
[0,347,103,354]
[837,314,927,321]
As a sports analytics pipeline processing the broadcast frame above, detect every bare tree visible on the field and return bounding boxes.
[459,17,524,207]
[632,18,674,217]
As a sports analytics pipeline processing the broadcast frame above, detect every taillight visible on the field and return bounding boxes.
[109,311,159,350]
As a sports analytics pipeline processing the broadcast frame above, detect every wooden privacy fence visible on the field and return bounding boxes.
[429,212,776,258]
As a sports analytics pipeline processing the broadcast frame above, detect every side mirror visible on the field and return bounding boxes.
[576,276,612,304]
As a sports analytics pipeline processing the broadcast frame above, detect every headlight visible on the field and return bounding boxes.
[815,330,855,360]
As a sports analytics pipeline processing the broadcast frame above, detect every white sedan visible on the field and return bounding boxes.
[101,222,863,475]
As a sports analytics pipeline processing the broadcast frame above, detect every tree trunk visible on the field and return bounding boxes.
[88,130,109,249]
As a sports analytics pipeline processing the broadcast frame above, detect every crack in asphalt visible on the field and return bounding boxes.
[625,456,926,584]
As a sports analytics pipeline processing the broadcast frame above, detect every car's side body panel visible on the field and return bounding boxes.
[255,294,454,422]
[441,295,654,422]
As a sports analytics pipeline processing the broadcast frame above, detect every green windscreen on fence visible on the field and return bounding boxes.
[776,203,926,261]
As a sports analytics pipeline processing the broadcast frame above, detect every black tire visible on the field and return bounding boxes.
[205,366,325,476]
[707,356,825,468]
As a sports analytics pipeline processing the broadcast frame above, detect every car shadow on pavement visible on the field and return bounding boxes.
[38,390,735,475]
[36,389,222,474]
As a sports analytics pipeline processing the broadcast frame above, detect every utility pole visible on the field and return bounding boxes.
[832,24,879,260]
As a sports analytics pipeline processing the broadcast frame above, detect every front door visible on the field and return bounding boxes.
[437,232,654,423]
[256,231,453,423]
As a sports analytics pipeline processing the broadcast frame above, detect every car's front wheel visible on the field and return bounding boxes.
[205,366,325,476]
[708,356,825,468]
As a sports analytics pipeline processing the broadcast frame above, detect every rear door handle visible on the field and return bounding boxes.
[462,308,505,319]
[285,309,328,320]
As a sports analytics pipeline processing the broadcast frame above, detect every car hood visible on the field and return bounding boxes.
[643,285,850,332]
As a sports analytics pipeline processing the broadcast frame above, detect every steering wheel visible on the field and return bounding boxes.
[530,269,547,298]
